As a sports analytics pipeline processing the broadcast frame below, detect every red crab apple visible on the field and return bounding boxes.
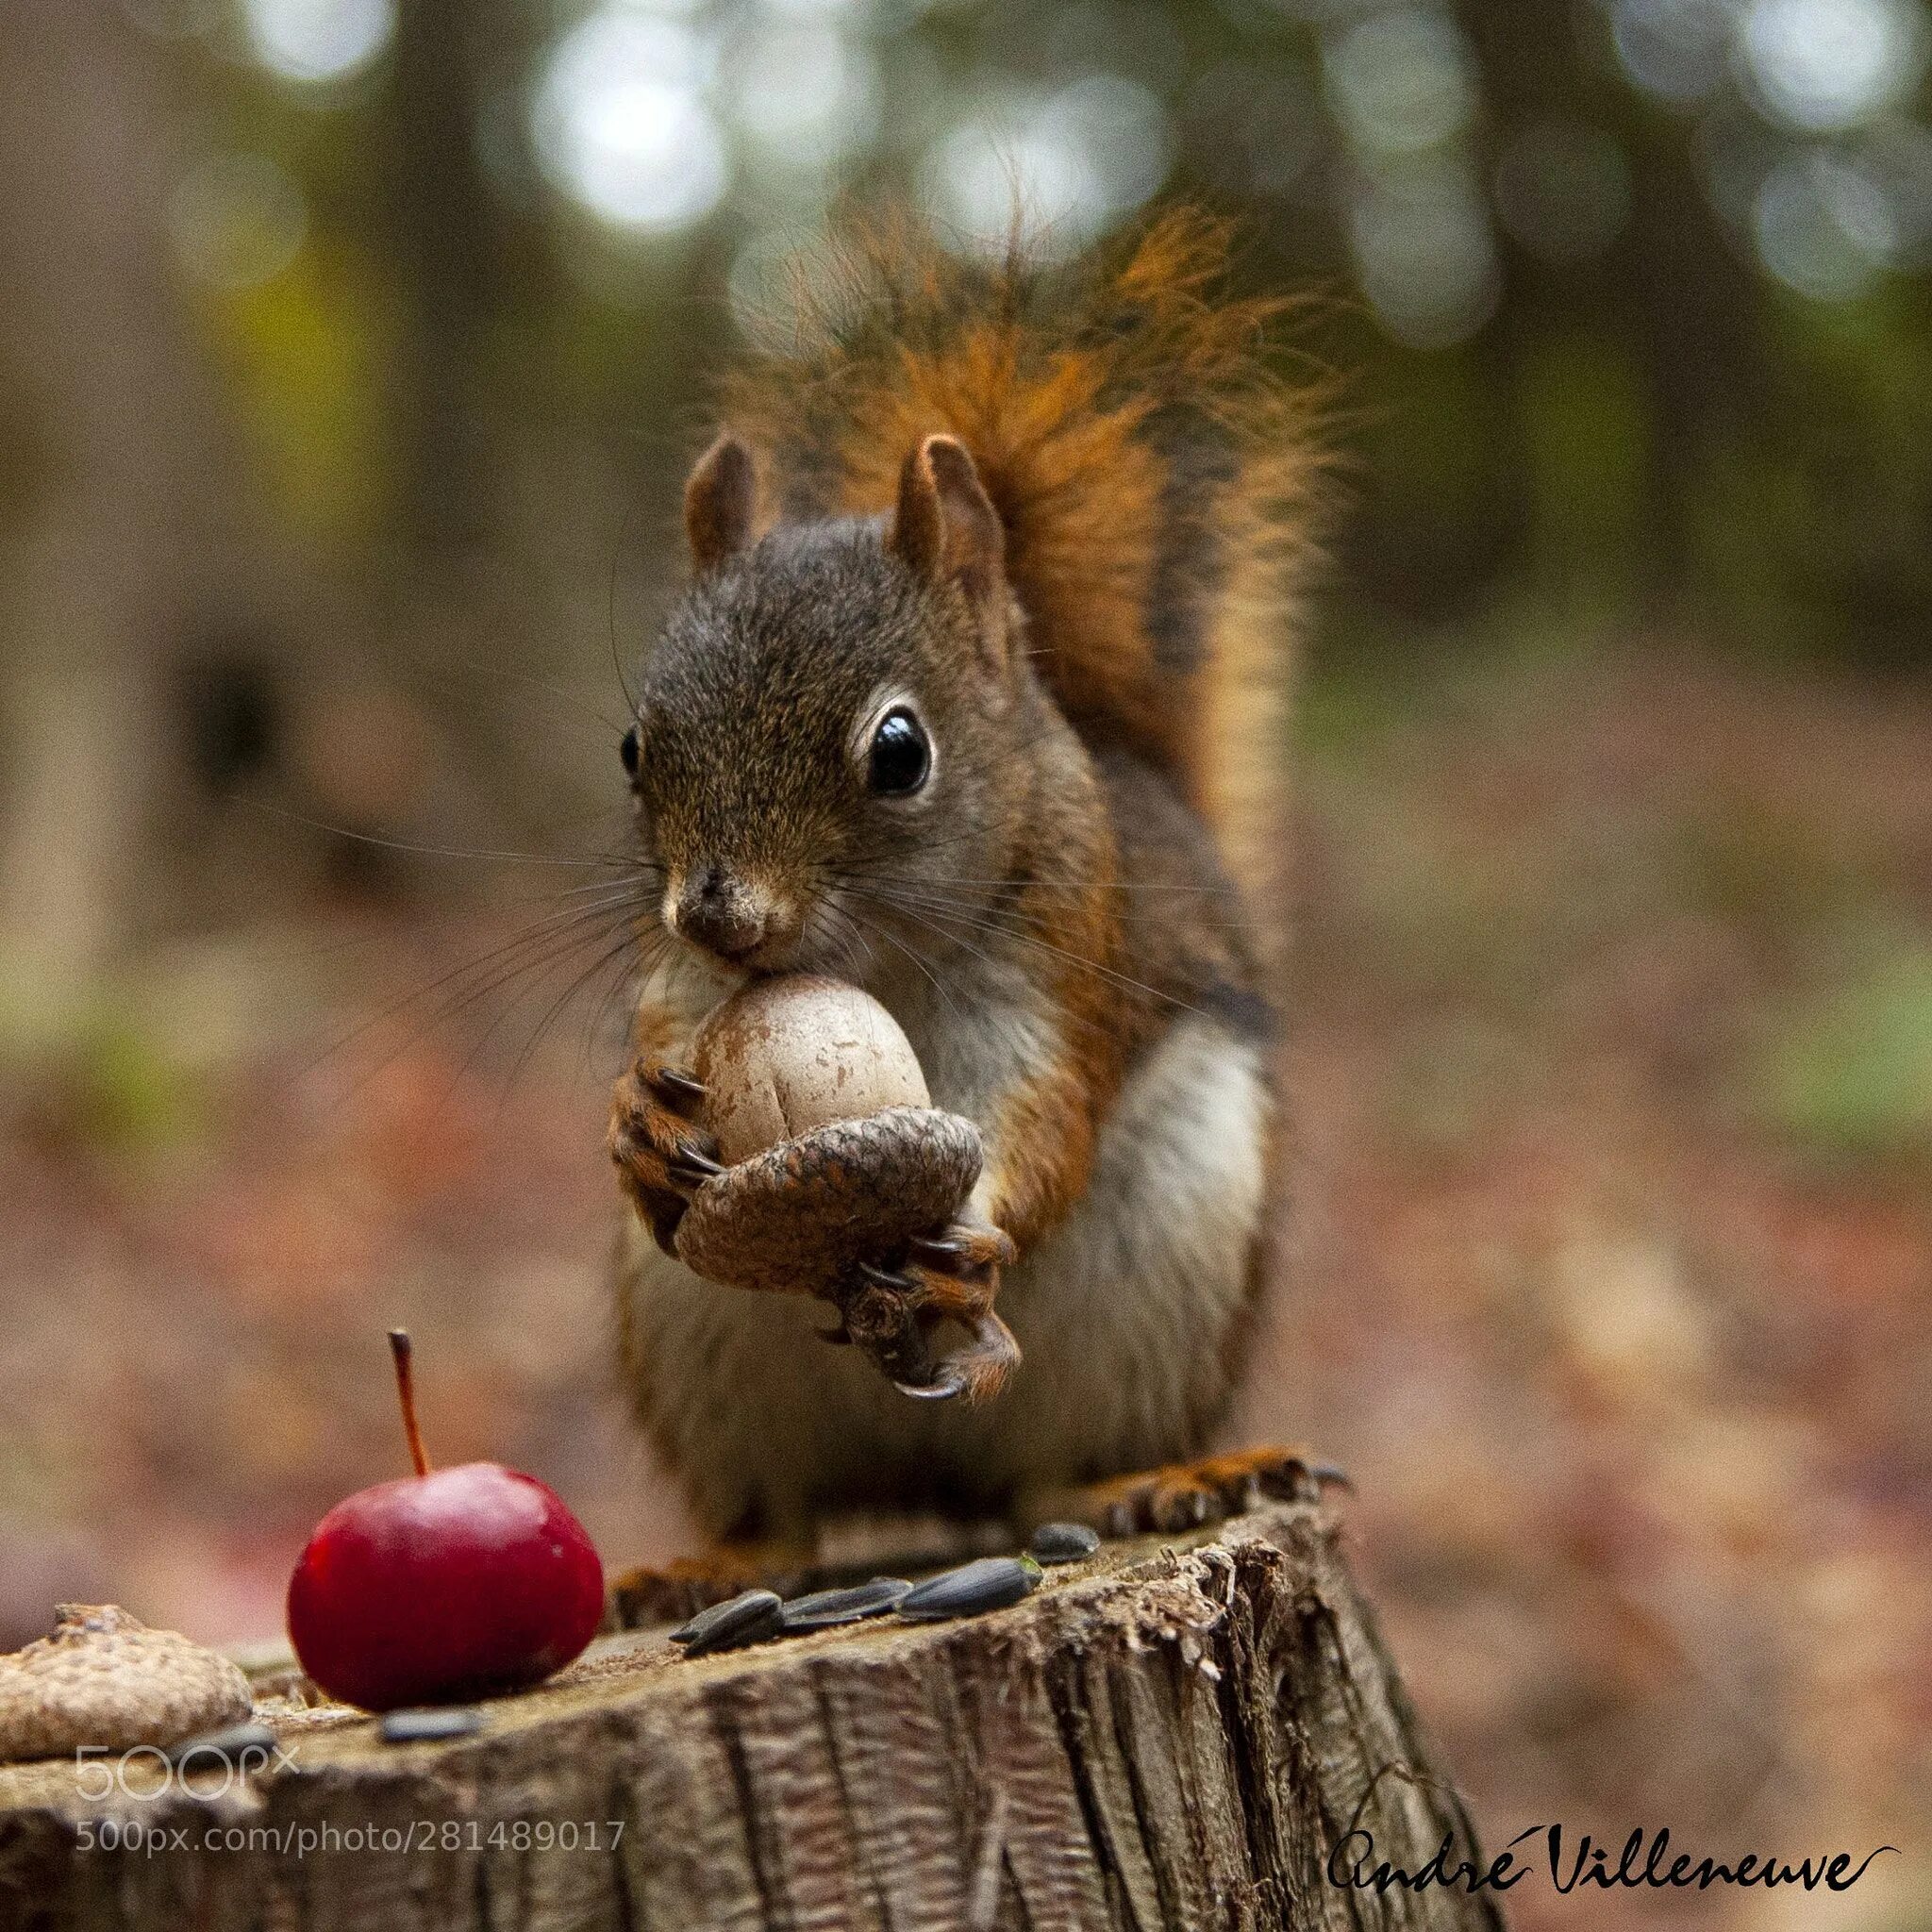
[286,1331,605,1711]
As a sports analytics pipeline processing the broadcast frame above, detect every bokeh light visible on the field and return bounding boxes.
[531,6,728,234]
[241,0,394,86]
[727,24,880,178]
[1324,7,1477,158]
[1740,0,1928,133]
[924,75,1173,256]
[168,151,308,289]
[1609,0,1739,104]
[1754,146,1897,294]
[1348,156,1500,345]
[759,0,872,20]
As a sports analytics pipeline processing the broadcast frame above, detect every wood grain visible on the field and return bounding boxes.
[0,1501,1504,1931]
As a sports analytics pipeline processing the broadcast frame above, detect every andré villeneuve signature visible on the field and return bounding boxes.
[1328,1822,1898,1898]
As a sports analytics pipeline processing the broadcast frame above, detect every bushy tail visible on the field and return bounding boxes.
[719,208,1331,905]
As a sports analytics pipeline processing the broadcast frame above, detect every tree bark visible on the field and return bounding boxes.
[0,0,194,995]
[0,1500,1504,1931]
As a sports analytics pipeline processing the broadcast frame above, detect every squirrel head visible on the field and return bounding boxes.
[625,432,1032,977]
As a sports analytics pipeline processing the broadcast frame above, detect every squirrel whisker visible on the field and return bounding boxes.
[499,924,664,1093]
[831,897,965,1023]
[237,795,632,871]
[861,874,1266,940]
[843,886,1204,1026]
[308,891,655,1099]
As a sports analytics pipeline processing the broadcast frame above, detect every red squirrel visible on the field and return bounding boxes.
[607,209,1330,1579]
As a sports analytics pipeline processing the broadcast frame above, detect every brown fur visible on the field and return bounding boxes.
[609,208,1328,1548]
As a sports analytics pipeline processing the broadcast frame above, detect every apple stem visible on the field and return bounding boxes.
[387,1328,431,1477]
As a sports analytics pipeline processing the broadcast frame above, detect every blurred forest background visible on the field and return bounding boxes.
[1,0,1928,1925]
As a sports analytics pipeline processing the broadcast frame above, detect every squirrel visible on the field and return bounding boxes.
[607,208,1331,1576]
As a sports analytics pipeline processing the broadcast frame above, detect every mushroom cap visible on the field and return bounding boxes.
[694,975,928,1165]
[0,1604,254,1762]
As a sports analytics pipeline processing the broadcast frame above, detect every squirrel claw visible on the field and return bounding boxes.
[909,1224,1015,1275]
[846,1232,1022,1404]
[908,1233,970,1261]
[894,1310,1020,1405]
[667,1138,726,1189]
[673,1141,726,1178]
[894,1364,970,1402]
[648,1067,708,1106]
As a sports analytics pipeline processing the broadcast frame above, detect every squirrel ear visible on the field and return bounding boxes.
[889,435,1008,660]
[684,433,758,575]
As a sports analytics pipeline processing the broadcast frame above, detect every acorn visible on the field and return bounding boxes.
[0,1606,253,1763]
[674,976,983,1302]
[694,975,931,1162]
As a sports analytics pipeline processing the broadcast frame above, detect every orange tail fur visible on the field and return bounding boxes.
[719,207,1331,914]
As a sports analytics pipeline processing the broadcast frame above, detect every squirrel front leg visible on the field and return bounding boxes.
[968,1051,1104,1257]
[841,1035,1107,1388]
[607,1008,723,1256]
[609,1005,1028,1402]
[840,994,1122,1398]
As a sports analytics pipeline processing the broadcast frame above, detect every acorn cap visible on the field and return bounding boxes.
[675,1106,981,1298]
[0,1604,254,1762]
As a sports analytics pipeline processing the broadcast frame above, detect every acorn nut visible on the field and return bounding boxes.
[693,974,928,1164]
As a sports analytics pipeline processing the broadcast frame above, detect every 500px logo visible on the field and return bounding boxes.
[74,1737,296,1802]
[74,1819,196,1855]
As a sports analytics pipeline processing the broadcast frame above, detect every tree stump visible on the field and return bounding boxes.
[0,1499,1503,1930]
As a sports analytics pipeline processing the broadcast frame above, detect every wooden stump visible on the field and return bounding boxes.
[0,1500,1503,1930]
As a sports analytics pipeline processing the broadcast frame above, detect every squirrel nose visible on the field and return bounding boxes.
[674,866,770,961]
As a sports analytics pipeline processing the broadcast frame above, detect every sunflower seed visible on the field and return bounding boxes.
[1028,1522,1101,1564]
[897,1557,1039,1622]
[164,1720,276,1765]
[379,1707,483,1742]
[779,1578,912,1633]
[669,1588,776,1645]
[675,1589,784,1657]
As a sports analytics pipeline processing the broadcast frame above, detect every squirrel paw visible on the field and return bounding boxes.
[830,1222,1021,1405]
[669,1107,1019,1403]
[1035,1447,1350,1539]
[608,1058,724,1256]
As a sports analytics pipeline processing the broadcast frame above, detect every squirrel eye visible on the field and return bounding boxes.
[868,708,930,796]
[620,724,640,780]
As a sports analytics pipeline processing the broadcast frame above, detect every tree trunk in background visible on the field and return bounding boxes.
[1453,0,1773,608]
[0,0,206,1005]
[0,1501,1504,1931]
[384,0,508,558]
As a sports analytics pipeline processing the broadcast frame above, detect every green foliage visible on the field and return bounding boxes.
[1757,933,1932,1158]
[1518,330,1648,604]
[197,239,397,545]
